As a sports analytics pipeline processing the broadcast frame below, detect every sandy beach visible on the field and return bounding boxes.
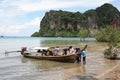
[100,64,120,80]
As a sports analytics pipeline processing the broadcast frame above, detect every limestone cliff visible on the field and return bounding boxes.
[39,10,98,37]
[32,3,120,37]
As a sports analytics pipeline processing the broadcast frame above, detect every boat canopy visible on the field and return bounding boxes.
[31,47,50,50]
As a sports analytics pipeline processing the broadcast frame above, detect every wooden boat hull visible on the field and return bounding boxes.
[22,53,76,63]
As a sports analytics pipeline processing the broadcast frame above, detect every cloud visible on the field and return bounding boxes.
[0,17,40,34]
[0,0,114,13]
[0,0,114,22]
[0,0,116,36]
[13,0,114,12]
[0,0,115,18]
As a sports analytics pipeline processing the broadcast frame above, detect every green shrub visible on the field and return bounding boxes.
[96,26,120,42]
[96,25,120,59]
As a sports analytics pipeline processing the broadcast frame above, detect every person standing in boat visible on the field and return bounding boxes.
[81,50,86,64]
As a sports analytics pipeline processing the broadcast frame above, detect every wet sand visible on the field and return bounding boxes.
[100,64,120,80]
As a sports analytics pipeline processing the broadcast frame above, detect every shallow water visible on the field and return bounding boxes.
[0,37,120,80]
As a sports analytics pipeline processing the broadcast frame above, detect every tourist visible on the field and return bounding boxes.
[46,49,50,56]
[46,49,54,56]
[68,46,74,54]
[37,49,41,53]
[75,48,81,63]
[54,46,60,56]
[62,48,67,55]
[42,49,47,56]
[81,50,86,64]
[67,48,70,55]
[62,46,74,55]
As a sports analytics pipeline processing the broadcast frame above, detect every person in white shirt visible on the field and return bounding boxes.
[68,46,75,54]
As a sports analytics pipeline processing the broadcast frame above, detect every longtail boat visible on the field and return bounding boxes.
[23,53,76,63]
[21,47,77,63]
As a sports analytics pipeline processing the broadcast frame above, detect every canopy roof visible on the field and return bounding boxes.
[31,47,50,50]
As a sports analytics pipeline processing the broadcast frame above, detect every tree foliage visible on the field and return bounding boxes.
[96,26,120,59]
[96,26,120,42]
[31,32,39,37]
[96,3,120,27]
[78,29,88,41]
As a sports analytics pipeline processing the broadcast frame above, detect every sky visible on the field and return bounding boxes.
[0,0,120,36]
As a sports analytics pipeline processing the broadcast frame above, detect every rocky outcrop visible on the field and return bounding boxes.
[38,3,120,37]
[111,16,120,29]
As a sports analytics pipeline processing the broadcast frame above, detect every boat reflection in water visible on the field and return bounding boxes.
[19,42,120,80]
[20,56,88,80]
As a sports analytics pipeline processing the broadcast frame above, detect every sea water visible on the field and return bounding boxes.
[0,37,119,80]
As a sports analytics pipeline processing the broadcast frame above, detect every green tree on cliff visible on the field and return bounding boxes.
[78,29,88,41]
